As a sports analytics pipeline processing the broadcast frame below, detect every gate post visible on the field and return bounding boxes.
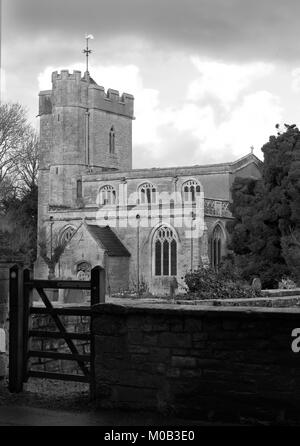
[90,266,105,400]
[8,265,24,393]
[22,269,31,383]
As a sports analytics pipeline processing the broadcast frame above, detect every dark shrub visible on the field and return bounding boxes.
[184,266,258,300]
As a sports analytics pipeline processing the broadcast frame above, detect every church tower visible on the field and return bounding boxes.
[38,69,134,210]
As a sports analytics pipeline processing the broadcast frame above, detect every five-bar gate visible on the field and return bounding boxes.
[8,265,105,398]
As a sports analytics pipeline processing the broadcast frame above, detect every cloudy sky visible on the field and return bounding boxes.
[2,0,300,168]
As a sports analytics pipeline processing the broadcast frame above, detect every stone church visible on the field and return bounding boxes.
[35,69,263,296]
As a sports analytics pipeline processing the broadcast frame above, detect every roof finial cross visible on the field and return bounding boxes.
[83,34,94,77]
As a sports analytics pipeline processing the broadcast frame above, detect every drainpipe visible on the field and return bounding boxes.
[136,214,141,295]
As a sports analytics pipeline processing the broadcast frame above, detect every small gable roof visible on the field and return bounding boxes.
[86,225,131,257]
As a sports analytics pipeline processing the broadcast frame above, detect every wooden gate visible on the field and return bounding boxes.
[8,265,105,398]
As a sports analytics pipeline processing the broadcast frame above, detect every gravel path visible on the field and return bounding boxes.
[0,377,94,412]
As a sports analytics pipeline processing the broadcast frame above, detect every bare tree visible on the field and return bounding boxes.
[0,103,30,184]
[0,102,39,201]
[38,227,65,279]
[15,128,39,194]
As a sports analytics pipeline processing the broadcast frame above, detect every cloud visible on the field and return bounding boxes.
[5,0,300,62]
[38,61,283,168]
[138,90,282,167]
[291,68,300,92]
[5,1,291,170]
[200,91,283,161]
[38,62,161,147]
[187,57,274,107]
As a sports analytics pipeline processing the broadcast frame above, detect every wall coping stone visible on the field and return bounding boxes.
[92,302,300,319]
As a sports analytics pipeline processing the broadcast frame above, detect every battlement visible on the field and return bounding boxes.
[49,70,134,118]
[52,70,82,83]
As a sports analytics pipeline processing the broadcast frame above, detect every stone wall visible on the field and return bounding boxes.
[92,303,300,423]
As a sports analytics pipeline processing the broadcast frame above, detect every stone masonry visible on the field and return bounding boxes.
[92,302,300,423]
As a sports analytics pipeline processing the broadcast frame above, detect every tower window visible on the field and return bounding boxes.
[109,126,115,154]
[139,182,157,204]
[154,225,177,276]
[99,185,116,205]
[77,179,82,199]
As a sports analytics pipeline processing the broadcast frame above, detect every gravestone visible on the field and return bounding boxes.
[252,277,262,293]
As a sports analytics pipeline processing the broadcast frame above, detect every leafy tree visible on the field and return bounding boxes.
[228,124,300,288]
[262,124,300,284]
[0,185,38,265]
[227,178,288,288]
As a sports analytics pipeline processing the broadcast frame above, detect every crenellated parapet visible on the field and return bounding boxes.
[51,69,82,83]
[39,70,134,118]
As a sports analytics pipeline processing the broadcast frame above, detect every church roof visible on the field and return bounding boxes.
[86,225,131,257]
[84,153,263,182]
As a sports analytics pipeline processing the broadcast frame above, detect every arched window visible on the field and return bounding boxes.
[154,225,177,276]
[211,224,224,271]
[139,182,157,204]
[99,185,116,205]
[182,180,201,202]
[109,126,115,154]
[59,225,76,246]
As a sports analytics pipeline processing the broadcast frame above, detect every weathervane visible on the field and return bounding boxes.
[83,34,94,75]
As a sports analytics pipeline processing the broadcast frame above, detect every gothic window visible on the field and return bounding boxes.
[77,179,82,199]
[182,180,201,202]
[154,225,177,276]
[139,182,157,204]
[59,225,76,246]
[99,185,116,205]
[211,224,224,271]
[109,126,115,154]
